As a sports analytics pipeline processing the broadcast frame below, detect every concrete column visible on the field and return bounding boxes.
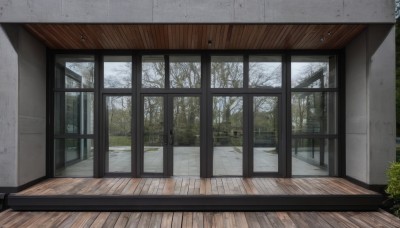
[0,24,46,190]
[345,25,396,185]
[0,25,19,188]
[17,27,46,186]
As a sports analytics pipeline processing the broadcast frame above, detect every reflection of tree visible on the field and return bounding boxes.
[211,61,243,88]
[249,62,281,88]
[104,62,132,88]
[143,97,164,145]
[108,97,131,136]
[213,97,243,146]
[292,93,324,134]
[173,97,200,146]
[170,62,201,88]
[293,62,327,88]
[253,97,278,147]
[142,61,165,88]
[66,62,94,88]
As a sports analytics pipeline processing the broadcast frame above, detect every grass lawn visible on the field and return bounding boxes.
[109,136,131,147]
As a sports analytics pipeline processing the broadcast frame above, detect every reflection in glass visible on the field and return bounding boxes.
[54,139,94,177]
[104,56,132,88]
[143,96,164,173]
[253,97,279,172]
[211,56,243,88]
[170,56,201,88]
[142,56,165,88]
[213,96,243,176]
[173,97,200,176]
[291,56,336,88]
[291,92,336,134]
[54,92,94,135]
[249,56,282,88]
[292,138,337,176]
[106,96,132,173]
[55,55,95,89]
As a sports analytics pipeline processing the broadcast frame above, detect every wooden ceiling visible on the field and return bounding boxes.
[25,24,366,50]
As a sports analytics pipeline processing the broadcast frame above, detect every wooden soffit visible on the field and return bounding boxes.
[25,24,366,50]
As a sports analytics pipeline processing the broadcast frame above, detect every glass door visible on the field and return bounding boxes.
[142,96,166,175]
[169,96,201,176]
[141,95,201,176]
[250,95,281,175]
[104,95,132,174]
[212,96,244,176]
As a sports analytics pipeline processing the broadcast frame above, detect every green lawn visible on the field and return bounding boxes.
[109,136,131,147]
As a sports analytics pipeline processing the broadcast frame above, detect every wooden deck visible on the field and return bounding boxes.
[7,177,382,211]
[1,209,399,227]
[15,177,378,196]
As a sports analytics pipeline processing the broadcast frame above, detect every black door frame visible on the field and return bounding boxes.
[47,50,343,179]
[139,94,203,177]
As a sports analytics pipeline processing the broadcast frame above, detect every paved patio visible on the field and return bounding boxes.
[57,147,328,176]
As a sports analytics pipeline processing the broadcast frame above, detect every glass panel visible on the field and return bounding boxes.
[213,96,243,176]
[291,92,337,134]
[173,97,200,176]
[143,96,164,173]
[291,56,336,88]
[54,92,94,135]
[292,138,337,176]
[106,96,132,173]
[54,138,94,177]
[142,55,165,88]
[170,56,201,88]
[249,56,282,88]
[253,96,279,173]
[55,55,95,89]
[104,56,132,88]
[211,56,243,88]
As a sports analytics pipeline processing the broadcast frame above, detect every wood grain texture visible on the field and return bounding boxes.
[24,24,366,50]
[15,177,377,196]
[1,210,398,228]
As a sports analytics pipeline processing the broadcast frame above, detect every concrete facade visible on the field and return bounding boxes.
[0,25,46,188]
[0,0,395,24]
[0,0,396,188]
[346,25,396,185]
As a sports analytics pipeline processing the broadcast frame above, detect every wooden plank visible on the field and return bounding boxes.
[125,212,142,227]
[161,212,174,227]
[137,212,152,227]
[222,212,237,227]
[68,212,99,228]
[172,212,183,228]
[254,212,274,227]
[89,212,111,228]
[213,212,224,228]
[192,212,204,228]
[149,212,163,228]
[244,212,261,228]
[102,212,121,227]
[182,212,193,228]
[114,212,131,227]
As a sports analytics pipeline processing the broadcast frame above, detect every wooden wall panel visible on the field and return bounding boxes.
[24,24,366,50]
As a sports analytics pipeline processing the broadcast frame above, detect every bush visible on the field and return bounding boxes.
[386,162,400,217]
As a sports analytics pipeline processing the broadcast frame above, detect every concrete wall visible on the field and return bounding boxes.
[345,25,396,185]
[0,0,394,23]
[0,25,19,187]
[0,24,46,188]
[17,27,47,186]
